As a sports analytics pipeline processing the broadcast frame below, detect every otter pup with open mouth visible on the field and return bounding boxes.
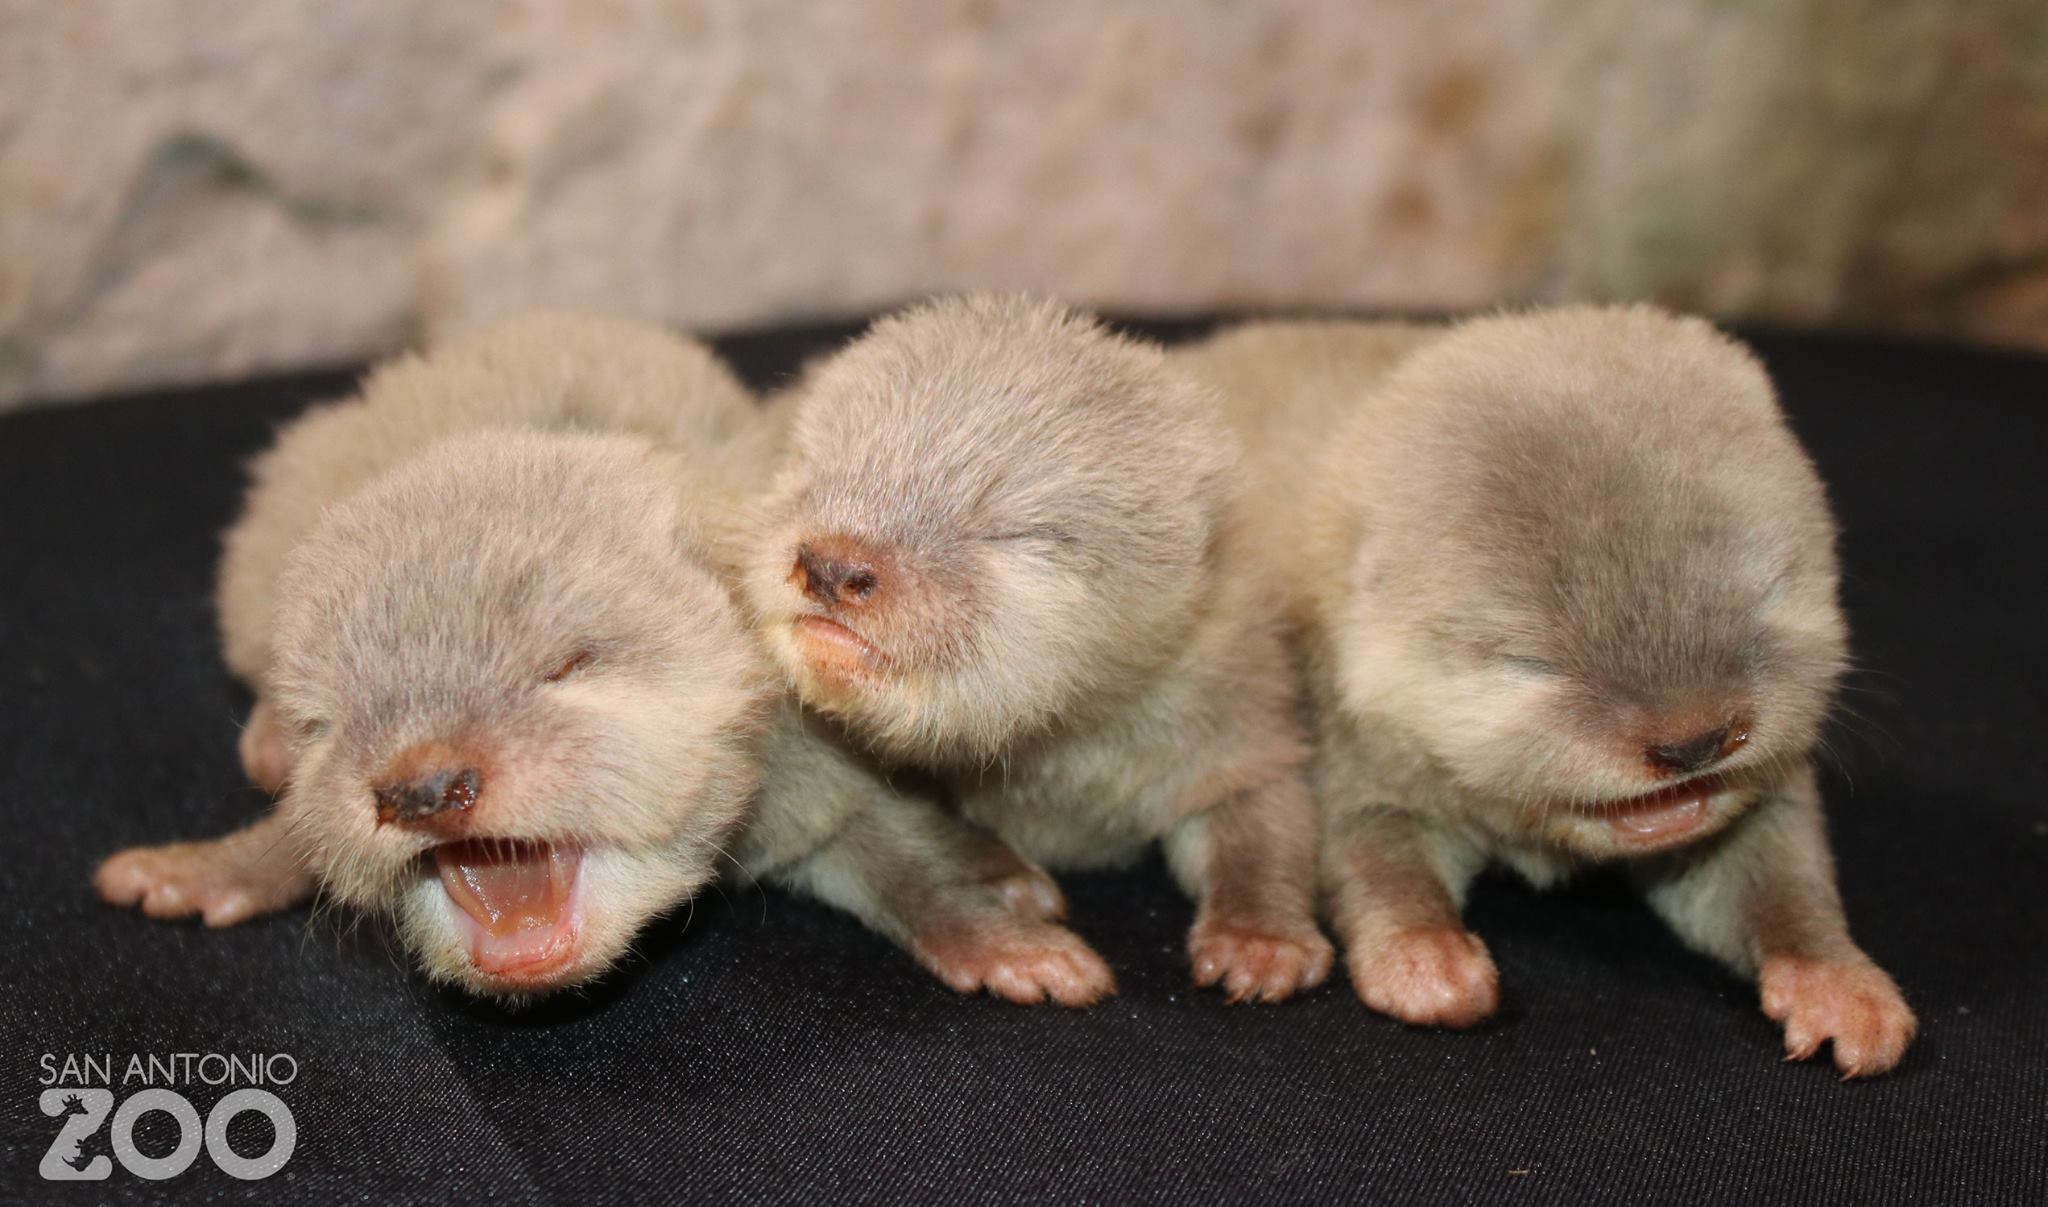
[95,314,779,996]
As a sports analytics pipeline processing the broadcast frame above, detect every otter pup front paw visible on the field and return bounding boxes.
[95,829,311,928]
[1347,926,1499,1029]
[912,918,1115,1008]
[1189,915,1333,1004]
[1760,952,1916,1078]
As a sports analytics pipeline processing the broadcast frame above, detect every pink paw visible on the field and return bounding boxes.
[1189,916,1334,1004]
[95,839,306,928]
[914,919,1116,1008]
[1760,952,1916,1078]
[1347,925,1499,1029]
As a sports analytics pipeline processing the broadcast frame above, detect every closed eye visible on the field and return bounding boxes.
[544,649,596,683]
[985,526,1076,548]
[1498,655,1558,677]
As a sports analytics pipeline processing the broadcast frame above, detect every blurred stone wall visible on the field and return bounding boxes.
[3,0,2044,408]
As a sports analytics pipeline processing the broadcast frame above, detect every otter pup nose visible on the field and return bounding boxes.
[792,539,882,608]
[1644,720,1749,778]
[373,764,481,827]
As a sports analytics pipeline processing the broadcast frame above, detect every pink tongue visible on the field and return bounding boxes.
[1606,792,1707,839]
[434,841,578,938]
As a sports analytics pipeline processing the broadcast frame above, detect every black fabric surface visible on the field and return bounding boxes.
[1,319,2043,1205]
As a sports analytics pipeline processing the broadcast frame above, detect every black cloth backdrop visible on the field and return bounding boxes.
[0,318,2042,1205]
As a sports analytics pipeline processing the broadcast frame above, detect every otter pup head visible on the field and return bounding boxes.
[745,294,1235,765]
[1331,306,1847,858]
[270,431,770,998]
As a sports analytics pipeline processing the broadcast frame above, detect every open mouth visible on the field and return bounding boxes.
[793,614,888,675]
[433,839,582,980]
[1582,775,1726,844]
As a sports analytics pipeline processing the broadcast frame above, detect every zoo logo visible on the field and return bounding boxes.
[39,1088,296,1182]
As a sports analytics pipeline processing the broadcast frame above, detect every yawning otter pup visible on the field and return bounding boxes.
[1178,306,1915,1075]
[98,427,773,997]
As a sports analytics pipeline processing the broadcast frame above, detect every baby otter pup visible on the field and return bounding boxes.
[95,314,779,996]
[99,429,773,996]
[98,314,1104,1003]
[747,294,1332,1003]
[1180,306,1914,1075]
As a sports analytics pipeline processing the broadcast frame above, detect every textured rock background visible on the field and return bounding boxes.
[3,0,2045,408]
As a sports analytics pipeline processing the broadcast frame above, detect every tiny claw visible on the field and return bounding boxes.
[1188,915,1332,1006]
[913,918,1116,1009]
[1759,951,1916,1079]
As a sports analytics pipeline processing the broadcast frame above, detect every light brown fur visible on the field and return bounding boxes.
[215,312,780,699]
[746,295,1332,1003]
[1182,306,1914,1074]
[98,312,1109,1005]
[100,422,776,997]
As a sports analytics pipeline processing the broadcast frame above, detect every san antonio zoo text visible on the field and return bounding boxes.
[37,1051,298,1182]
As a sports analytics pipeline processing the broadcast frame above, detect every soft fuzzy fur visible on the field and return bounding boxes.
[96,311,1108,1004]
[96,315,779,997]
[215,311,777,692]
[746,294,1332,1003]
[1179,306,1915,1075]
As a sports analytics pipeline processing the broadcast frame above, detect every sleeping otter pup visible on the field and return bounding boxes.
[745,294,1331,1004]
[1178,306,1914,1075]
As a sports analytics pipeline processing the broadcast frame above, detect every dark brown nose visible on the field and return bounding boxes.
[1644,721,1748,778]
[373,766,480,827]
[792,543,880,608]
